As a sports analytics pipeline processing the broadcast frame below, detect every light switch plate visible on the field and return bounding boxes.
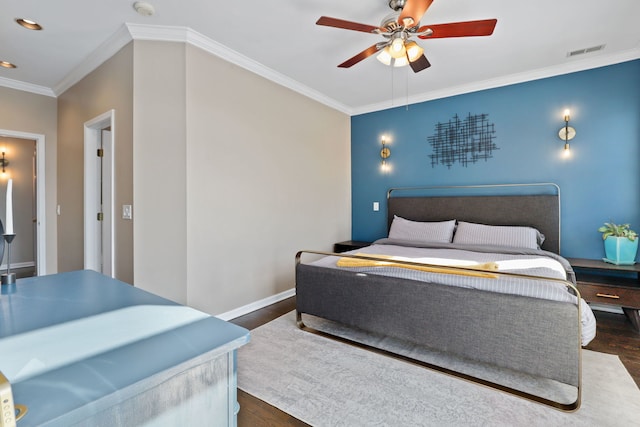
[122,204,132,220]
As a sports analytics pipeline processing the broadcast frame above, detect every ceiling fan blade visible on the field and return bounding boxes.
[338,44,384,68]
[398,0,434,28]
[316,16,384,34]
[417,19,497,39]
[409,54,431,73]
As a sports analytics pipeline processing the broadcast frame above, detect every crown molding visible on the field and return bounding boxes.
[353,47,640,116]
[4,22,637,115]
[0,76,55,98]
[125,24,352,115]
[52,24,134,97]
[125,23,189,43]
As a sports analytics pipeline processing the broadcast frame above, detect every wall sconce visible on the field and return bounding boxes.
[0,149,8,176]
[558,109,576,157]
[380,135,391,172]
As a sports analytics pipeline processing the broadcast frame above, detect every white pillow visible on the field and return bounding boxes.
[453,221,545,249]
[388,216,456,244]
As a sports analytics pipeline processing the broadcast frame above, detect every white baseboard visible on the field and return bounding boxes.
[216,287,296,321]
[0,261,35,271]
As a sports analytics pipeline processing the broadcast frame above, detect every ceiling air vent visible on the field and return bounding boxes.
[567,44,605,57]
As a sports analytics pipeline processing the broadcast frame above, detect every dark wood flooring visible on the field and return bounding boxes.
[231,298,309,427]
[230,298,640,427]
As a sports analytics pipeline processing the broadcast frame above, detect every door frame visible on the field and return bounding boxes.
[0,128,46,275]
[84,110,115,277]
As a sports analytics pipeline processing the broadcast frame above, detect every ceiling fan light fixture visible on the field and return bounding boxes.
[377,46,410,67]
[405,41,423,62]
[376,48,393,65]
[316,3,497,73]
[389,36,407,59]
[390,45,406,59]
[393,55,408,67]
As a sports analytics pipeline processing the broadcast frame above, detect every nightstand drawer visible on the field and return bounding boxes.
[577,282,640,308]
[333,240,372,253]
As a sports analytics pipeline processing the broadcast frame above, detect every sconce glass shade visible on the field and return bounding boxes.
[1,150,8,175]
[559,108,575,157]
[380,135,391,173]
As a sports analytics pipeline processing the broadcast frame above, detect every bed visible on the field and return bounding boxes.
[295,183,596,411]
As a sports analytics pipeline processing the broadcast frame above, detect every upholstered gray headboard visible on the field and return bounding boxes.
[387,184,561,253]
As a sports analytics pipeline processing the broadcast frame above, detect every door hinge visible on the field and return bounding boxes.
[97,212,104,221]
[97,148,104,157]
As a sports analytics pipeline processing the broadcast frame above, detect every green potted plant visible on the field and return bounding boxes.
[598,222,639,265]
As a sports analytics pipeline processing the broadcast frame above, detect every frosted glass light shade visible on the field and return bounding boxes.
[405,41,424,62]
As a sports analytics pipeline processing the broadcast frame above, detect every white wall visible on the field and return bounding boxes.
[133,40,351,315]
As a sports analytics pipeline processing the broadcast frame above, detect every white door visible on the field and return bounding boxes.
[84,111,115,277]
[99,129,113,275]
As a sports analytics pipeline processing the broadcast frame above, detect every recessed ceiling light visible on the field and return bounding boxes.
[15,18,43,31]
[0,61,17,69]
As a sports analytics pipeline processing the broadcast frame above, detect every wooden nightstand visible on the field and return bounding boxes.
[333,240,372,253]
[567,257,640,332]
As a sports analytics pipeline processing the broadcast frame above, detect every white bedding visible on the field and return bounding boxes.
[312,241,596,345]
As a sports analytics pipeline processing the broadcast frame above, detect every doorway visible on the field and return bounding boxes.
[0,129,46,276]
[84,110,115,277]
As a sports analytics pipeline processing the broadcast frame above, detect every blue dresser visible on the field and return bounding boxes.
[0,270,250,426]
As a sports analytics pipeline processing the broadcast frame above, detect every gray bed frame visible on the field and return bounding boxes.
[295,183,582,411]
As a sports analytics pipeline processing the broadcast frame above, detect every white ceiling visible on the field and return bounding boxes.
[2,0,639,115]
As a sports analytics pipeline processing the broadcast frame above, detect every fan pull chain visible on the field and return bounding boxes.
[390,64,394,107]
[405,65,409,111]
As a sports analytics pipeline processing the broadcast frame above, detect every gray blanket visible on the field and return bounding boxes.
[310,239,596,345]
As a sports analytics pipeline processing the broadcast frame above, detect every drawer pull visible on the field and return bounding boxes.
[596,293,620,299]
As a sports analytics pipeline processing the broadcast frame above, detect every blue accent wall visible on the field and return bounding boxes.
[351,59,640,260]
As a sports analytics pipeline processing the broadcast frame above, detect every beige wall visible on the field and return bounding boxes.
[57,43,134,283]
[4,38,350,316]
[0,86,57,274]
[133,40,188,303]
[133,41,351,315]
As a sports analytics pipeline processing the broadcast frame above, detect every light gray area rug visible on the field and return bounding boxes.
[237,311,640,426]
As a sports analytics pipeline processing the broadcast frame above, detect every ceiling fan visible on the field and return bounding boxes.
[316,0,497,72]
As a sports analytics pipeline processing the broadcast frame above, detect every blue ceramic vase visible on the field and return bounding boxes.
[603,236,639,265]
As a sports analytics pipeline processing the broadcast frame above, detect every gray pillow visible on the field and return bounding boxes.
[388,216,456,243]
[453,221,545,249]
